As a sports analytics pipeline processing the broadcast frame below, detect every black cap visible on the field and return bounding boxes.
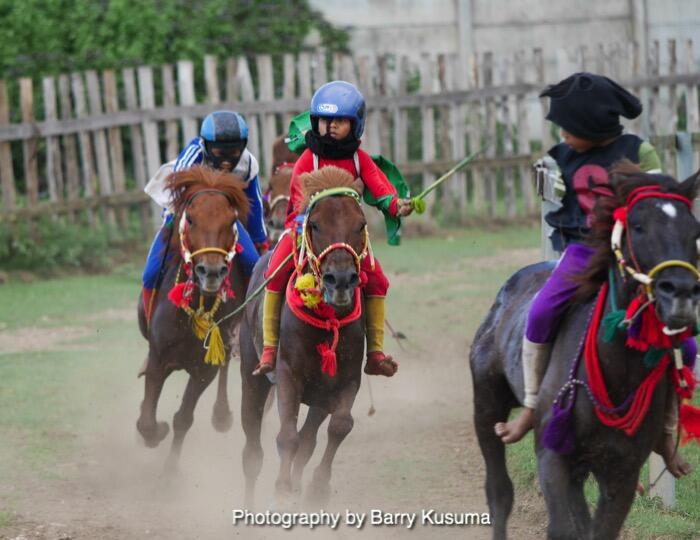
[540,72,642,141]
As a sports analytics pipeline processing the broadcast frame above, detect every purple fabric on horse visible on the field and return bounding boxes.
[526,243,596,344]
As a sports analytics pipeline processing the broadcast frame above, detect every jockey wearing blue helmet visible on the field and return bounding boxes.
[141,110,267,320]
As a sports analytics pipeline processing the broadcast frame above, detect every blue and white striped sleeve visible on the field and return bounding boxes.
[243,174,268,244]
[173,137,204,172]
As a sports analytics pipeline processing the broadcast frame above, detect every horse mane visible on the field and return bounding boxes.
[575,159,698,300]
[167,166,250,224]
[296,166,360,213]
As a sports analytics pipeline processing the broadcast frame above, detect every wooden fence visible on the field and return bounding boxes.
[0,39,699,234]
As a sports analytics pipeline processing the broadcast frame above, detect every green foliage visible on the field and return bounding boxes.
[0,0,349,79]
[0,214,142,273]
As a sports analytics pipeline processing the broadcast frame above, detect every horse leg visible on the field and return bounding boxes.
[241,363,272,509]
[590,468,639,540]
[164,366,218,472]
[306,382,358,506]
[136,355,170,448]
[472,374,515,540]
[291,406,328,492]
[537,450,587,540]
[274,364,303,500]
[212,361,234,432]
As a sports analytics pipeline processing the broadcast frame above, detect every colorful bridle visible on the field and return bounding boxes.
[611,184,700,300]
[296,187,374,281]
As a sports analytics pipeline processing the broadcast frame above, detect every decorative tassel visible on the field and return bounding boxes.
[603,309,626,342]
[680,403,700,445]
[295,272,323,309]
[643,347,667,369]
[204,323,226,366]
[672,365,696,400]
[317,342,337,377]
[168,282,187,307]
[542,395,576,455]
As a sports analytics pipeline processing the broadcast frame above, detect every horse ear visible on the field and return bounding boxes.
[352,177,365,196]
[679,169,700,201]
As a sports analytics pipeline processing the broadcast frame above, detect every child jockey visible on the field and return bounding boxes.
[494,73,694,478]
[253,80,413,377]
[141,111,268,315]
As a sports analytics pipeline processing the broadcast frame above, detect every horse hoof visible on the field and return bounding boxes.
[304,481,331,507]
[137,420,170,448]
[211,407,233,433]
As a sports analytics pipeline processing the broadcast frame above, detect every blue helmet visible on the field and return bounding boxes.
[310,81,366,139]
[200,111,248,169]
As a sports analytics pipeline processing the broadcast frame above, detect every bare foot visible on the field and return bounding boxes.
[656,433,693,478]
[494,408,535,444]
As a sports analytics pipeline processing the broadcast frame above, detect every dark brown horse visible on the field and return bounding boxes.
[137,166,250,470]
[240,166,368,506]
[264,135,298,244]
[470,165,700,539]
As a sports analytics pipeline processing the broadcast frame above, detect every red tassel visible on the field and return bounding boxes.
[680,403,700,445]
[235,243,244,253]
[317,342,337,377]
[673,365,696,400]
[168,283,187,307]
[613,207,628,224]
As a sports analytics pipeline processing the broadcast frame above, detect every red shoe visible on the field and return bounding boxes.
[364,351,398,377]
[252,345,277,376]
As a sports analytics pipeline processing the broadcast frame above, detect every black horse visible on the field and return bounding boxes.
[470,163,700,539]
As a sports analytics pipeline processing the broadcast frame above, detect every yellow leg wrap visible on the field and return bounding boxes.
[262,290,283,348]
[365,296,386,353]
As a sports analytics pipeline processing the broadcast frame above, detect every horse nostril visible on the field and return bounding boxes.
[323,273,337,287]
[693,284,700,298]
[218,265,228,278]
[195,264,207,277]
[349,272,359,287]
[658,280,676,295]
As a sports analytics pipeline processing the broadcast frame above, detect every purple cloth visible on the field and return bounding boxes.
[526,243,596,343]
[682,337,697,369]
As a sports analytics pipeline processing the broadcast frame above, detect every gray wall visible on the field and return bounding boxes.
[310,0,699,62]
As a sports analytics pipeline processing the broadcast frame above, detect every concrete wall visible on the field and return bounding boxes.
[310,0,698,62]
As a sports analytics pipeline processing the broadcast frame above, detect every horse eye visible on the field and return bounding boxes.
[632,224,644,233]
[186,214,193,225]
[309,220,319,232]
[358,223,366,233]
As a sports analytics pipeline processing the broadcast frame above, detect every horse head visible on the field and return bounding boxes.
[582,161,700,331]
[298,166,368,308]
[265,166,293,244]
[168,166,250,295]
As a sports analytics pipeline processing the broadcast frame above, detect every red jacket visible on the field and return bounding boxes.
[285,148,399,229]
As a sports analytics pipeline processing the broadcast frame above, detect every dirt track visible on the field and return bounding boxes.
[0,246,545,540]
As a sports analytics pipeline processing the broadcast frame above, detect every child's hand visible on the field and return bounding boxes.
[397,198,413,216]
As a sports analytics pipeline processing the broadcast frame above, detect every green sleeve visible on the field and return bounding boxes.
[638,141,662,172]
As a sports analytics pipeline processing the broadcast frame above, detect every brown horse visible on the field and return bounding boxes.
[470,165,700,539]
[137,166,250,470]
[264,135,298,244]
[240,166,368,506]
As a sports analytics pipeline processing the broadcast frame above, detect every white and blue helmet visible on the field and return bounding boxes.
[310,81,366,139]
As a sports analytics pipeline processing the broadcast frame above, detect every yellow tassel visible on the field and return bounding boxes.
[295,272,316,291]
[295,272,322,309]
[204,323,226,365]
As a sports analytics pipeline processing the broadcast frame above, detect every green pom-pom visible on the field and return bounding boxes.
[602,309,626,343]
[643,347,667,368]
[412,197,427,215]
